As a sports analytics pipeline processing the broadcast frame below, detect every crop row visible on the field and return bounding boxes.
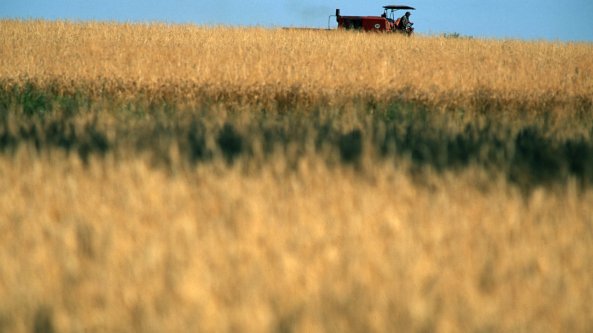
[2,90,593,190]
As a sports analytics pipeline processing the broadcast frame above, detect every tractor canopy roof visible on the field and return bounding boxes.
[383,5,415,10]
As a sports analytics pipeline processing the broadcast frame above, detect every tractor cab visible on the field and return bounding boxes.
[383,5,415,31]
[333,5,415,34]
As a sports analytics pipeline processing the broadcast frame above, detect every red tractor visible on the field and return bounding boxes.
[333,5,415,35]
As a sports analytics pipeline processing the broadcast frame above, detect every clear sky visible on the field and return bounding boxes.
[1,0,592,42]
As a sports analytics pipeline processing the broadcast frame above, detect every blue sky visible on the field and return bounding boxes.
[1,0,592,42]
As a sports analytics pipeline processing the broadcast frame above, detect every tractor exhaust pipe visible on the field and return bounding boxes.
[329,9,340,29]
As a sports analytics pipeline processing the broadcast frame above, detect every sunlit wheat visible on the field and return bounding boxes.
[1,20,593,332]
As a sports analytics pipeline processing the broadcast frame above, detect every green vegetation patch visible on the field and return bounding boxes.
[2,83,593,191]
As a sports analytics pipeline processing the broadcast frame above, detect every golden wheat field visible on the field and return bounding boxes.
[1,20,593,332]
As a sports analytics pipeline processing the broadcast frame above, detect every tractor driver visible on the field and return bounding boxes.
[398,11,413,31]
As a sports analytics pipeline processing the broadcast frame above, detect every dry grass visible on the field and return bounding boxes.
[1,20,592,110]
[2,151,593,332]
[1,20,593,332]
